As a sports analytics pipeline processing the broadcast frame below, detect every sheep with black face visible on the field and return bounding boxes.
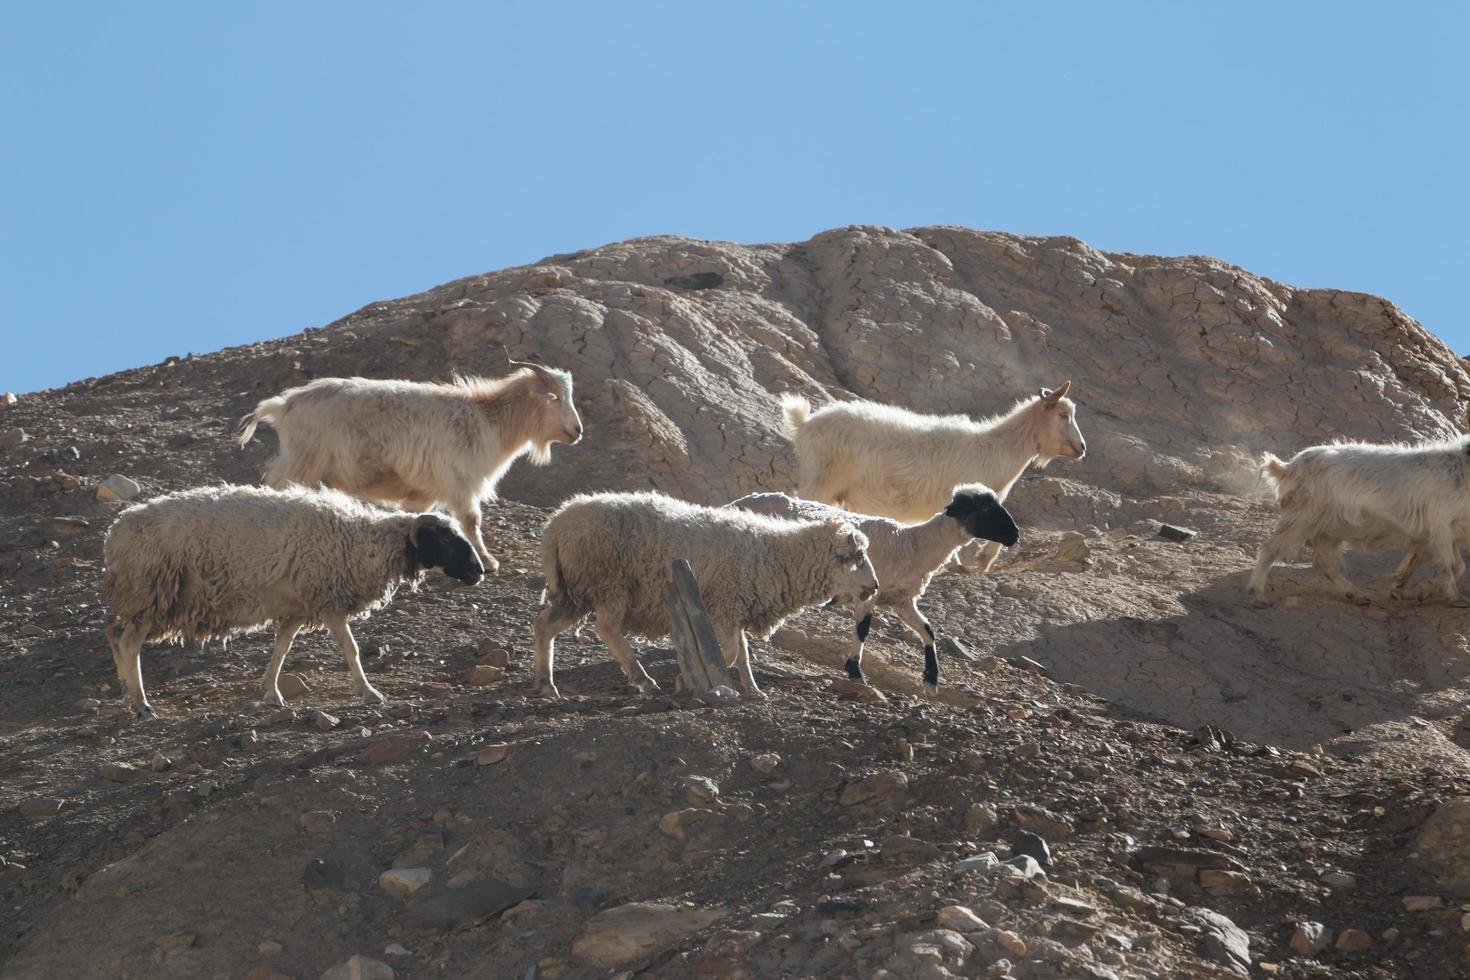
[101,484,483,717]
[730,484,1019,692]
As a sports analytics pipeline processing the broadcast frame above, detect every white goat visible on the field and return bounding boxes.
[729,486,1019,691]
[533,491,879,699]
[780,383,1085,572]
[1248,439,1470,607]
[102,484,484,717]
[239,360,582,573]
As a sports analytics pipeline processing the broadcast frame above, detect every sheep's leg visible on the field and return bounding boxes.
[1390,548,1426,600]
[259,617,305,706]
[893,596,942,693]
[843,601,878,683]
[725,628,764,698]
[450,501,499,575]
[108,621,156,719]
[1309,537,1369,605]
[325,615,385,704]
[594,620,659,694]
[532,602,581,699]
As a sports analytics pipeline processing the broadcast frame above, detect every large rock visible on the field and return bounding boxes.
[572,901,724,967]
[1187,907,1250,976]
[1415,796,1470,896]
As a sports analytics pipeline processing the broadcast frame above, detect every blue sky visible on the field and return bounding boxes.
[3,3,1466,393]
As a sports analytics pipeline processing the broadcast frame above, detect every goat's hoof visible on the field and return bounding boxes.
[741,688,768,700]
[1390,588,1410,601]
[360,687,387,705]
[535,681,562,700]
[634,679,661,694]
[1249,596,1270,609]
[1451,596,1470,609]
[1349,593,1371,606]
[134,704,158,720]
[483,555,501,575]
[844,660,865,682]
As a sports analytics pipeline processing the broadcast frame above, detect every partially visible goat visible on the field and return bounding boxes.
[779,383,1082,572]
[1249,439,1470,606]
[730,486,1019,691]
[239,360,582,572]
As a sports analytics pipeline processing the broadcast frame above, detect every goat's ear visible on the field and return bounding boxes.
[1042,380,1071,404]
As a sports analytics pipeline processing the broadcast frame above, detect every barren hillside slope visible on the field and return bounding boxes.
[4,227,1470,979]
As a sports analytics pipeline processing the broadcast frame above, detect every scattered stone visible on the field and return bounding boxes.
[312,710,339,732]
[1199,869,1252,894]
[476,743,510,766]
[1318,870,1355,889]
[1012,830,1053,868]
[937,905,989,933]
[571,901,724,967]
[257,940,283,957]
[1054,896,1098,916]
[1158,523,1197,543]
[658,808,721,841]
[237,729,261,751]
[1013,804,1073,840]
[359,731,432,765]
[320,954,395,980]
[691,928,761,973]
[990,928,1027,957]
[243,969,292,980]
[1004,854,1046,880]
[383,942,412,957]
[956,852,1001,873]
[1290,921,1331,957]
[477,646,512,668]
[839,771,908,806]
[464,664,505,686]
[277,673,310,699]
[379,868,431,895]
[18,797,63,821]
[1402,895,1443,912]
[299,810,337,834]
[99,762,147,784]
[750,752,781,775]
[96,474,141,502]
[882,834,942,863]
[401,879,533,931]
[829,677,886,703]
[0,428,27,450]
[678,775,721,804]
[1414,796,1470,896]
[1336,929,1374,952]
[817,849,850,870]
[964,803,999,834]
[1187,907,1250,976]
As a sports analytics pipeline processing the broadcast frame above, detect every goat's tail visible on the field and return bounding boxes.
[778,393,812,439]
[237,395,288,447]
[1258,452,1289,493]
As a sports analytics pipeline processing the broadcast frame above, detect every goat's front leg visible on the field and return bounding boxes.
[325,614,385,704]
[450,500,499,575]
[843,600,878,683]
[1390,548,1426,600]
[893,596,941,693]
[1310,537,1369,605]
[725,628,764,698]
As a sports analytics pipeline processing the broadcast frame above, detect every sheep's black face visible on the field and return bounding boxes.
[945,490,1020,547]
[414,517,484,585]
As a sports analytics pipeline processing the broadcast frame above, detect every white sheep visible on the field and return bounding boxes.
[1248,439,1470,607]
[532,491,879,699]
[239,360,583,573]
[101,484,484,717]
[779,383,1085,572]
[729,486,1019,691]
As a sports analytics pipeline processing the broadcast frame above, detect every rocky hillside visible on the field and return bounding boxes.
[4,226,1470,979]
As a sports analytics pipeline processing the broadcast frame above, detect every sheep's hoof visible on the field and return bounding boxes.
[1390,588,1410,601]
[1451,596,1470,609]
[1249,595,1270,609]
[483,554,501,575]
[922,679,940,696]
[634,678,661,694]
[133,704,158,720]
[360,686,387,705]
[741,688,768,700]
[535,680,562,700]
[844,659,866,682]
[1348,593,1370,606]
[262,690,287,708]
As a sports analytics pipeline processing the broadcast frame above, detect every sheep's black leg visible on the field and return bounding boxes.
[894,598,940,693]
[845,605,874,682]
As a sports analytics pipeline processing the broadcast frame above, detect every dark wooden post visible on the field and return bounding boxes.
[665,559,733,697]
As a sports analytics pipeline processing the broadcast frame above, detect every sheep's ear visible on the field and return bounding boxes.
[411,515,444,566]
